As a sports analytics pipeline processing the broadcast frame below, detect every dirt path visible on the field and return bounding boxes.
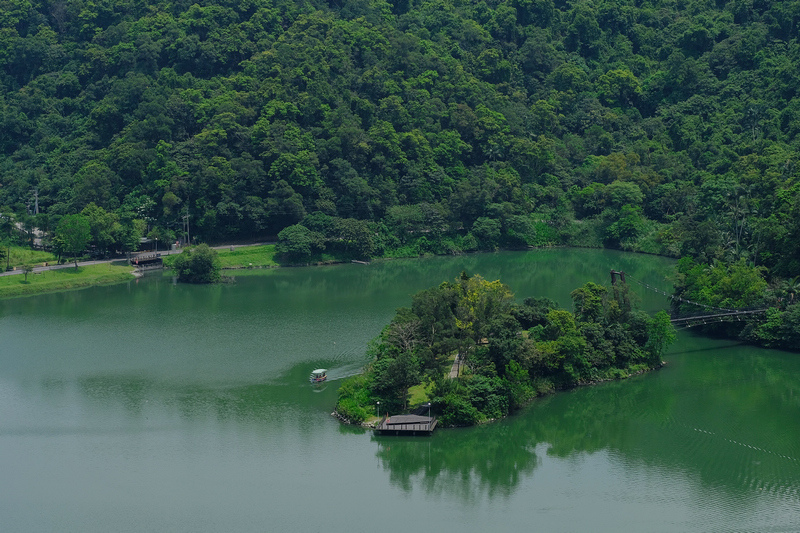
[448,353,463,378]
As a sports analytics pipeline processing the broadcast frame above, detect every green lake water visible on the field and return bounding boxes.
[1,249,798,532]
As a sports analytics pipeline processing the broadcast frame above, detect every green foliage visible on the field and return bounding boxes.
[505,360,534,408]
[645,311,677,365]
[3,0,800,338]
[0,263,135,300]
[0,244,56,271]
[276,224,325,263]
[438,390,481,427]
[53,214,91,267]
[335,375,372,424]
[21,263,33,281]
[674,257,768,311]
[369,347,421,412]
[215,244,278,269]
[345,274,674,427]
[741,298,800,351]
[171,244,221,283]
[670,257,781,342]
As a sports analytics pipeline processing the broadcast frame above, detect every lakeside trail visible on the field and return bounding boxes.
[0,243,269,278]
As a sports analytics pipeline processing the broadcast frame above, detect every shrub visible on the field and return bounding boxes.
[172,244,221,283]
[533,378,555,395]
[439,391,480,426]
[338,375,371,405]
[336,397,370,424]
[276,224,325,262]
[336,375,373,423]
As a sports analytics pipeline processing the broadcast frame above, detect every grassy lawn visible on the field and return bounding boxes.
[0,263,135,299]
[405,354,460,409]
[163,244,279,270]
[408,380,434,407]
[0,243,278,300]
[218,244,278,268]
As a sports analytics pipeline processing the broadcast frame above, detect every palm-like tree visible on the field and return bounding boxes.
[787,276,800,304]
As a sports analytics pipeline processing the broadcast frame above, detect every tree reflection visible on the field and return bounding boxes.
[41,298,800,508]
[374,424,541,500]
[372,348,800,503]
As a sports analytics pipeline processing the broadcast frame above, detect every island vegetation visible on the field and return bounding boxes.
[170,243,222,283]
[1,0,799,344]
[336,272,675,426]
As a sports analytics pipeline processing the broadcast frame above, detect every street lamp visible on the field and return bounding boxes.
[376,401,380,418]
[426,402,432,433]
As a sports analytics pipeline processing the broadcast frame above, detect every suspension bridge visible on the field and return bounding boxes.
[610,270,770,329]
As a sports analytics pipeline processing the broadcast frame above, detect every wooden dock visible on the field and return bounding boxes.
[130,253,163,271]
[375,414,437,436]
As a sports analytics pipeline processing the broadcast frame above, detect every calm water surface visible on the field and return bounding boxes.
[1,249,798,532]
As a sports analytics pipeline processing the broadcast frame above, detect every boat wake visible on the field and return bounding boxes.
[307,344,371,382]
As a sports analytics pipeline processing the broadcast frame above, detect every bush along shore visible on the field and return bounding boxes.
[335,272,676,428]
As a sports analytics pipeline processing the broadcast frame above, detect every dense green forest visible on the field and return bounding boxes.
[336,273,675,426]
[2,0,800,341]
[2,0,800,264]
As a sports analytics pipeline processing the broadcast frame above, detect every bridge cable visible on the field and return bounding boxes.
[623,274,737,314]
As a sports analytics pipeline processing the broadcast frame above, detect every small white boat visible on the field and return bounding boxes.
[309,369,327,383]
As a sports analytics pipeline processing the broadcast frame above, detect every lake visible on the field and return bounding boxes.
[1,249,798,532]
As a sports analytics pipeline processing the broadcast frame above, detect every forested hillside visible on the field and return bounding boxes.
[2,0,800,274]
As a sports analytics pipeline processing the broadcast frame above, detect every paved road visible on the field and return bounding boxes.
[0,243,270,277]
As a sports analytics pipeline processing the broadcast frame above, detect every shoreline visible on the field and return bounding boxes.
[333,361,667,431]
[0,243,676,301]
[0,243,279,300]
[0,263,138,300]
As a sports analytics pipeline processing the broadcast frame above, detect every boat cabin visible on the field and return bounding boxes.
[309,369,327,383]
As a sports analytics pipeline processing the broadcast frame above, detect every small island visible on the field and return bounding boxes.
[336,272,675,428]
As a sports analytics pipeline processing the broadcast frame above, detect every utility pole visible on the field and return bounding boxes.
[183,209,190,245]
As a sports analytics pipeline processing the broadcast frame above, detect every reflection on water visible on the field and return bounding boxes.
[375,424,541,500]
[372,339,800,506]
[2,250,800,532]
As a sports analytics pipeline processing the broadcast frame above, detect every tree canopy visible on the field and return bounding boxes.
[336,273,675,426]
[171,243,221,283]
[1,0,799,277]
[2,0,799,346]
[53,214,91,267]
